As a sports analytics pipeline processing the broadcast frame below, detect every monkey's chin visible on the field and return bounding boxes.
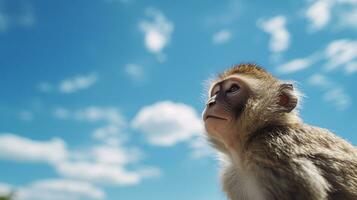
[204,119,230,137]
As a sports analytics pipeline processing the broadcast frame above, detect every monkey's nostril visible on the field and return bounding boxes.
[206,99,216,107]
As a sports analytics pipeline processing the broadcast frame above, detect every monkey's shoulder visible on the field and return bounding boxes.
[246,123,357,160]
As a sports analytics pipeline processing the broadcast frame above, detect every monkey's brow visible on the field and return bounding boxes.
[210,76,242,92]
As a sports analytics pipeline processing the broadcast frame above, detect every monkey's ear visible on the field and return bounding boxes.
[278,83,297,113]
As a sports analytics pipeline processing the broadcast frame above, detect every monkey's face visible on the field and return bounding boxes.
[203,75,251,143]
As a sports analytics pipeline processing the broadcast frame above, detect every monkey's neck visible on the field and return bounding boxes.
[245,112,301,135]
[226,115,302,169]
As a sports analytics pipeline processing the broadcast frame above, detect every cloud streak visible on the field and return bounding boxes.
[308,74,351,110]
[304,0,357,31]
[139,7,174,62]
[0,134,67,164]
[276,39,357,75]
[258,15,290,54]
[305,0,332,31]
[59,73,98,94]
[38,73,98,94]
[15,179,105,200]
[212,29,232,45]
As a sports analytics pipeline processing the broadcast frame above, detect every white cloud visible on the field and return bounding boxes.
[51,106,161,185]
[258,15,290,53]
[16,179,104,200]
[277,57,314,74]
[59,73,98,94]
[38,73,98,94]
[55,143,159,186]
[54,106,127,144]
[305,0,333,31]
[0,183,12,196]
[139,7,174,61]
[324,39,357,72]
[305,0,357,31]
[125,64,145,81]
[0,134,67,164]
[0,132,159,186]
[277,39,357,75]
[91,145,141,165]
[212,29,232,45]
[56,162,142,186]
[132,101,203,146]
[73,107,125,126]
[307,74,351,110]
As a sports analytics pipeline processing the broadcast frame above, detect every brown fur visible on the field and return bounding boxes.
[205,64,357,200]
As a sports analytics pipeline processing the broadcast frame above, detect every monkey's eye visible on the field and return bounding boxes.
[226,84,240,93]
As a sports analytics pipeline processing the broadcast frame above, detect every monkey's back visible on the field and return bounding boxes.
[246,123,357,199]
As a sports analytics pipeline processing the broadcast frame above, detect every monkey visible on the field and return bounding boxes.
[202,63,357,200]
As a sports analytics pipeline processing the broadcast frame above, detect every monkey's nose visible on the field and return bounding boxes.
[206,98,216,107]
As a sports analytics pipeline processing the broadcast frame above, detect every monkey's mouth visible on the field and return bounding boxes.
[204,115,227,121]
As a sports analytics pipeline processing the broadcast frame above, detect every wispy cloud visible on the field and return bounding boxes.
[307,74,351,110]
[56,162,158,186]
[54,106,126,144]
[324,39,357,73]
[258,15,290,54]
[323,87,351,110]
[305,0,332,31]
[212,29,232,45]
[139,7,174,62]
[308,73,332,88]
[55,142,159,186]
[277,57,314,74]
[276,53,321,74]
[51,106,161,185]
[124,64,145,82]
[16,179,105,200]
[0,134,67,164]
[0,132,159,187]
[276,39,357,75]
[59,73,98,94]
[304,0,357,31]
[38,73,98,94]
[0,4,36,33]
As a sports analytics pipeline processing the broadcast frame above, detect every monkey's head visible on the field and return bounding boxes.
[203,63,301,148]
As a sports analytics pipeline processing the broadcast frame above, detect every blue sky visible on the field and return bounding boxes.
[0,0,357,199]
